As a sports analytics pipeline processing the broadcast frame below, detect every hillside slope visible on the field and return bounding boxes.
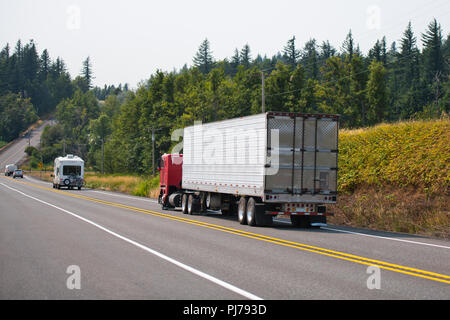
[330,119,449,238]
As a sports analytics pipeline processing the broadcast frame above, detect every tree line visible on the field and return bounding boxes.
[0,40,127,145]
[5,19,450,174]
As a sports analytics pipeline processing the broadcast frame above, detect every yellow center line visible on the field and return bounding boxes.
[4,176,450,284]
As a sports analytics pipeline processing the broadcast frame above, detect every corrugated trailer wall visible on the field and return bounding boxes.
[182,112,338,201]
[182,113,267,197]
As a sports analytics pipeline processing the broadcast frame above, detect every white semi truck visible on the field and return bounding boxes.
[52,155,85,190]
[158,112,339,228]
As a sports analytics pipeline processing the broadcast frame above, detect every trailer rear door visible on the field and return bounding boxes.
[265,113,338,196]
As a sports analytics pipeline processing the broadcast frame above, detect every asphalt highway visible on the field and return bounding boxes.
[1,174,449,299]
[0,120,54,171]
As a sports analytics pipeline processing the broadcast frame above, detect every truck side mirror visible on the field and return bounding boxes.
[157,158,162,171]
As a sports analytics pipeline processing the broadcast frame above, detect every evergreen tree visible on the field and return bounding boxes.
[366,61,388,125]
[23,40,39,82]
[283,36,300,67]
[342,30,354,61]
[301,39,319,80]
[40,49,50,80]
[368,40,382,62]
[319,41,336,62]
[193,39,214,74]
[230,48,240,75]
[398,22,421,117]
[12,40,24,93]
[81,56,94,89]
[381,36,387,65]
[421,19,445,109]
[240,44,252,69]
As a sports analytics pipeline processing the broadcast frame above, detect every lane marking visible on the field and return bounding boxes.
[3,177,450,284]
[22,175,448,251]
[0,182,263,300]
[274,219,450,250]
[321,227,450,250]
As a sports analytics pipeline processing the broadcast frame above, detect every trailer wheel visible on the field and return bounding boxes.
[238,197,247,225]
[187,194,197,215]
[181,194,188,214]
[246,198,257,226]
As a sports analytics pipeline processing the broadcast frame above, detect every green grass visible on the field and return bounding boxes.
[84,173,160,198]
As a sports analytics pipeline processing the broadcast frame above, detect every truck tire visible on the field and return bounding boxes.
[246,198,257,226]
[290,215,310,228]
[187,194,198,215]
[238,197,247,225]
[181,194,188,214]
[246,198,273,227]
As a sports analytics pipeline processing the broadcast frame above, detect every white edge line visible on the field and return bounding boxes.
[321,227,450,250]
[273,219,450,250]
[0,182,262,300]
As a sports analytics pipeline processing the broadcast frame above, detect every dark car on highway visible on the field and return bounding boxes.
[13,169,23,178]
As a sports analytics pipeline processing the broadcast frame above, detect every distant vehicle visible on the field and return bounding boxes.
[158,112,339,228]
[52,155,85,190]
[4,164,17,176]
[13,169,23,178]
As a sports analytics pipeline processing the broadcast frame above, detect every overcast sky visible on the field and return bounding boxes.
[1,0,449,88]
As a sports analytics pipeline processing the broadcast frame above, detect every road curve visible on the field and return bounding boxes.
[0,174,449,300]
[0,120,54,171]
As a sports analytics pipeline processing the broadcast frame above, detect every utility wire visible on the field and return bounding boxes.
[264,39,447,99]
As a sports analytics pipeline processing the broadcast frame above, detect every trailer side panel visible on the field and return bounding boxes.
[182,113,267,197]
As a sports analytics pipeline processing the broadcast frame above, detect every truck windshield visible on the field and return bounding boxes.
[63,165,81,176]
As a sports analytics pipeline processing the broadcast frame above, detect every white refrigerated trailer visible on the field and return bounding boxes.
[159,112,339,228]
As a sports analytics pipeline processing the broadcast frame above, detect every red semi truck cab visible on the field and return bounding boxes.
[158,153,183,207]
